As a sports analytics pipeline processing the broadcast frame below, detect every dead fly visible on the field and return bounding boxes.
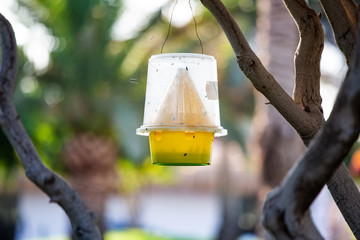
[130,78,139,84]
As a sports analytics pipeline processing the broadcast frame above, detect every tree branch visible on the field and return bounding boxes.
[201,0,360,238]
[287,1,360,237]
[0,13,102,240]
[320,0,357,64]
[262,31,360,237]
[282,0,324,136]
[341,0,358,27]
[200,0,323,142]
[327,163,360,237]
[0,14,17,101]
[282,1,360,238]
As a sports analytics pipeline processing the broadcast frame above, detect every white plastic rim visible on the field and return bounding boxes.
[136,125,228,137]
[137,53,227,137]
[149,53,215,61]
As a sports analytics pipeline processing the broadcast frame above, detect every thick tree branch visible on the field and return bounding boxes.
[262,23,360,238]
[200,0,323,142]
[0,14,17,101]
[320,0,357,64]
[341,0,358,27]
[287,1,360,237]
[327,164,360,237]
[0,13,102,240]
[283,0,324,135]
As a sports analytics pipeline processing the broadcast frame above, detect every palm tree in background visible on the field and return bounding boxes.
[252,0,303,237]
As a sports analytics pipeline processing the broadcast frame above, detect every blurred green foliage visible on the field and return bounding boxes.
[1,0,256,188]
[0,131,17,187]
[117,158,176,194]
[105,228,210,240]
[31,228,211,240]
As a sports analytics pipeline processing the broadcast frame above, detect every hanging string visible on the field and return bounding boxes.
[161,0,204,54]
[188,0,203,54]
[161,0,178,54]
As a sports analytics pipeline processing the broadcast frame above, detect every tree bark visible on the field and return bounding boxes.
[319,0,357,64]
[327,163,360,238]
[283,0,324,121]
[0,13,102,240]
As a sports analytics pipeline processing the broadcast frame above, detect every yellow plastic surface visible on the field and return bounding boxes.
[149,131,215,166]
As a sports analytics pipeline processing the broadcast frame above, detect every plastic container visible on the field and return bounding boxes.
[137,53,227,165]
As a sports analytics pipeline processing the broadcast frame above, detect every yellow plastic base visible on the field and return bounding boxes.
[149,131,214,166]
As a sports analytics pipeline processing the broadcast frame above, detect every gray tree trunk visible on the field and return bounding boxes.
[252,0,304,189]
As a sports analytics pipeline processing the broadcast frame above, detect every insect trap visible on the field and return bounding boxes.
[137,53,227,165]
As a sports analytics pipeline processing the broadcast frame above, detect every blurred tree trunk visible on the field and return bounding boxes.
[216,141,258,240]
[253,0,303,189]
[218,1,302,239]
[0,193,17,240]
[251,0,303,237]
[64,133,119,235]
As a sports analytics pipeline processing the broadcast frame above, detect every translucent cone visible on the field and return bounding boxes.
[153,68,214,126]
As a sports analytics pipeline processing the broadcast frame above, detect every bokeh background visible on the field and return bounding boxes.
[0,0,357,239]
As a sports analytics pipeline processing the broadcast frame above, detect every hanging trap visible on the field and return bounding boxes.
[137,53,227,166]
